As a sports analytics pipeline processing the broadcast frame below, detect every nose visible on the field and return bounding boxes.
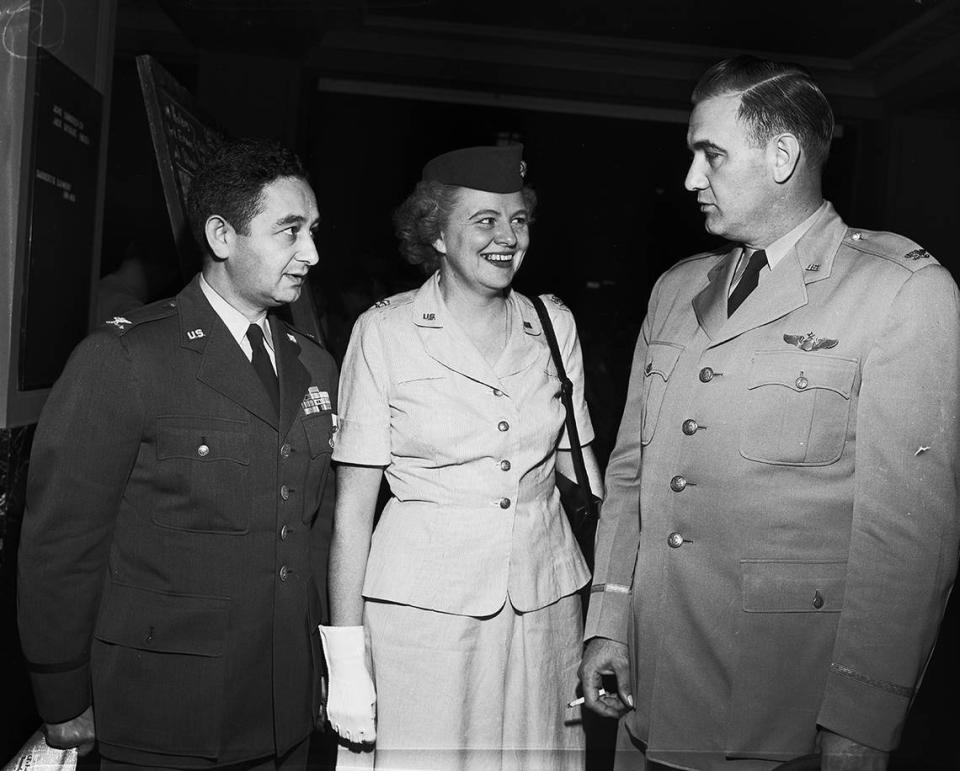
[300,234,320,266]
[494,222,518,247]
[684,156,706,192]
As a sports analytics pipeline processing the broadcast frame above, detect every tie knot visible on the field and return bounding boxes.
[744,248,767,273]
[247,323,266,347]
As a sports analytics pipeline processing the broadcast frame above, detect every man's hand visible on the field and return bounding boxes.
[578,637,633,718]
[43,705,96,756]
[818,729,888,771]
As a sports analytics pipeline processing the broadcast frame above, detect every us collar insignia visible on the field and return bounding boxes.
[287,333,297,343]
[784,332,838,351]
[804,264,821,272]
[301,385,331,415]
[904,249,932,261]
[106,316,132,329]
[186,328,204,340]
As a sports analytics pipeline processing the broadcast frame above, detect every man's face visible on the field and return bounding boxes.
[225,176,320,316]
[684,93,775,244]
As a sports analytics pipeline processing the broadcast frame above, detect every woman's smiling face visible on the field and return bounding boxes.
[433,187,530,296]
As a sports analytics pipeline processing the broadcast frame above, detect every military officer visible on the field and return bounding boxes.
[18,138,338,768]
[579,56,960,770]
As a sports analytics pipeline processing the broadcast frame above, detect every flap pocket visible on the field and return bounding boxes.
[95,582,229,656]
[157,416,249,465]
[741,560,846,613]
[641,341,684,445]
[747,351,856,397]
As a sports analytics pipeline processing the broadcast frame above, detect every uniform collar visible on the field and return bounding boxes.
[199,273,273,354]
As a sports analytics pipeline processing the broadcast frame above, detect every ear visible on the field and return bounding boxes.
[770,133,801,183]
[204,215,234,260]
[432,235,447,255]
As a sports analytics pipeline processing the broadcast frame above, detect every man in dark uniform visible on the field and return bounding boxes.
[580,56,960,769]
[18,138,338,769]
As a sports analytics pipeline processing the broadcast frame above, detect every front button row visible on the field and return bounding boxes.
[499,497,511,509]
[667,532,684,549]
[670,475,687,492]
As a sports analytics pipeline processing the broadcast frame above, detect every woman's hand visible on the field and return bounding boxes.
[320,625,377,744]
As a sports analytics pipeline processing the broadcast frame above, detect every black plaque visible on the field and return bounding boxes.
[18,49,102,391]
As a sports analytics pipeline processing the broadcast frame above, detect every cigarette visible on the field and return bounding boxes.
[567,688,607,708]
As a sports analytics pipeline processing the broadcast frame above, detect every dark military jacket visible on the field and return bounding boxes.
[18,275,338,766]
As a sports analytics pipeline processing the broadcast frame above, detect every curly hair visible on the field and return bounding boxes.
[187,138,308,260]
[692,55,835,170]
[393,181,538,274]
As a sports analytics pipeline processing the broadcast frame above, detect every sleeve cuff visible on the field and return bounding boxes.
[583,586,631,644]
[29,663,92,725]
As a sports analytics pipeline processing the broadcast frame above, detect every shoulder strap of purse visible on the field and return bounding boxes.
[531,296,597,515]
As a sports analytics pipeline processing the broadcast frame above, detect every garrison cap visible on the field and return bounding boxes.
[421,144,526,194]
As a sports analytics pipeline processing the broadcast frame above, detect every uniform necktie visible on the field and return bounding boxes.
[247,324,279,415]
[727,249,767,317]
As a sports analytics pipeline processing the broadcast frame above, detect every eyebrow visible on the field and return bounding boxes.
[274,213,320,229]
[468,208,528,219]
[690,139,725,153]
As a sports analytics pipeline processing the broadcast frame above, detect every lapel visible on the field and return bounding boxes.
[494,291,543,379]
[412,274,504,391]
[178,277,278,428]
[271,318,312,439]
[692,203,846,349]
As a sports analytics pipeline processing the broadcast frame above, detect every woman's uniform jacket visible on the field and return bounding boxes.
[586,202,960,766]
[18,275,338,766]
[332,274,593,616]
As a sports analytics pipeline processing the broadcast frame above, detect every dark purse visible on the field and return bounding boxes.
[532,296,601,571]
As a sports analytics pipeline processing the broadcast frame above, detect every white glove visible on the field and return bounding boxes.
[319,625,377,744]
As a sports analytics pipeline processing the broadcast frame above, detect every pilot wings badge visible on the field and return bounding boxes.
[784,332,839,351]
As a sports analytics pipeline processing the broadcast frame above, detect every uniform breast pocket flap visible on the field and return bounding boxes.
[641,342,684,446]
[740,351,858,466]
[303,412,334,458]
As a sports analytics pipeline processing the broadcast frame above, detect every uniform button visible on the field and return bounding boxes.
[795,375,809,390]
[498,420,510,432]
[280,484,290,501]
[280,443,292,458]
[493,388,503,397]
[699,367,714,383]
[279,565,289,581]
[500,459,511,471]
[682,419,699,435]
[667,532,684,549]
[197,444,209,457]
[670,475,687,492]
[280,524,290,541]
[499,497,511,509]
[813,591,824,609]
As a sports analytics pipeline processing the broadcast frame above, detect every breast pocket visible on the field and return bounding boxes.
[154,416,250,533]
[740,351,858,466]
[392,373,464,464]
[641,342,683,446]
[301,412,334,524]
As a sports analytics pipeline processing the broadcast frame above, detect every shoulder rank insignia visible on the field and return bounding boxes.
[373,298,391,309]
[784,332,838,352]
[105,316,132,330]
[904,249,931,261]
[287,332,297,343]
[547,294,567,309]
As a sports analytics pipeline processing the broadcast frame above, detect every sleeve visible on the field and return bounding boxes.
[816,265,960,750]
[17,332,144,723]
[544,298,595,449]
[583,288,657,643]
[330,310,392,466]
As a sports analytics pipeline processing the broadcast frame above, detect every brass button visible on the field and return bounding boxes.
[500,459,511,471]
[813,591,824,609]
[279,565,289,582]
[197,444,210,457]
[682,419,699,435]
[795,375,809,390]
[280,443,292,458]
[280,484,290,501]
[667,532,684,549]
[670,475,687,492]
[499,497,511,509]
[699,367,714,383]
[280,524,290,541]
[498,420,510,432]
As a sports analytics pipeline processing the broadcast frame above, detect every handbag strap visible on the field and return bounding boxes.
[532,295,597,517]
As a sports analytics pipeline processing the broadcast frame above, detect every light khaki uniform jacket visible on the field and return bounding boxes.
[585,202,960,766]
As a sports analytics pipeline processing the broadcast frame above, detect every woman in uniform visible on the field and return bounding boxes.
[320,144,603,770]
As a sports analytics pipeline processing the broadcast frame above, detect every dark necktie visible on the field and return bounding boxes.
[727,249,767,317]
[247,323,280,415]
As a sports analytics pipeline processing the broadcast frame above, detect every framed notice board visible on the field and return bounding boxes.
[135,55,323,340]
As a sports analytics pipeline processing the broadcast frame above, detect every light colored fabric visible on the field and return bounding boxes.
[320,625,377,743]
[199,273,276,370]
[345,595,585,771]
[587,201,960,761]
[332,274,593,615]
